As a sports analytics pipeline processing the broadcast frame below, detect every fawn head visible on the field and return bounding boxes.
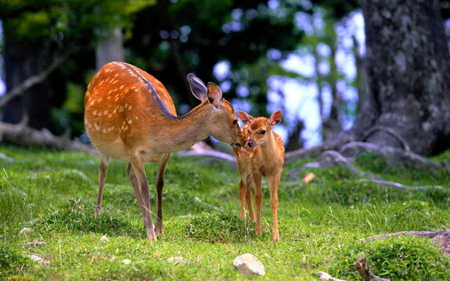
[188,74,244,147]
[237,110,282,148]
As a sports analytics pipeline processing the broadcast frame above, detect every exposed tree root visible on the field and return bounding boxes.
[300,150,380,179]
[339,142,442,172]
[179,141,237,165]
[367,229,450,257]
[361,125,411,152]
[357,179,442,191]
[296,149,443,191]
[285,138,447,174]
[284,133,356,164]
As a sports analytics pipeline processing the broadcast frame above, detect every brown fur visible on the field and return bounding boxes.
[84,62,244,241]
[233,110,284,242]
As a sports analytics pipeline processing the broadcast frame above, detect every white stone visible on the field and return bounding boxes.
[19,227,33,235]
[233,253,265,276]
[25,241,46,247]
[28,254,50,264]
[100,235,109,242]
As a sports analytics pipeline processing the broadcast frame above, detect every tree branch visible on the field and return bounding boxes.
[0,121,95,154]
[0,48,76,110]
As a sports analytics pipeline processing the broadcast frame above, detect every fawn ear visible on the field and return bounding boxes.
[206,82,223,108]
[238,110,254,124]
[188,74,207,101]
[269,110,282,126]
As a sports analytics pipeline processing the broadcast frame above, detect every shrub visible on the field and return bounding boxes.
[0,243,29,277]
[330,235,450,280]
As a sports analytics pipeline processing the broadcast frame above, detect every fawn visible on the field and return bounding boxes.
[233,110,284,242]
[84,62,244,241]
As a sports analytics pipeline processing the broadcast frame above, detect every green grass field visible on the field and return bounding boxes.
[1,145,450,280]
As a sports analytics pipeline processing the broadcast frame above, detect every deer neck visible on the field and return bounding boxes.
[154,102,213,152]
[259,132,277,158]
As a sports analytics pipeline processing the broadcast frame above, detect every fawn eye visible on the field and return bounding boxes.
[260,129,266,135]
[233,120,238,125]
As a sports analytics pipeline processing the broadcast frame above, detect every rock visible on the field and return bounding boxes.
[233,253,265,276]
[100,235,109,242]
[19,227,33,235]
[167,256,189,264]
[27,254,50,264]
[25,241,46,247]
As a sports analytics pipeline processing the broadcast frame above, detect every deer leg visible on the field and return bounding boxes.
[269,174,280,242]
[126,163,146,224]
[238,179,247,220]
[155,153,170,236]
[94,154,109,217]
[253,173,263,235]
[129,154,156,241]
[246,185,256,222]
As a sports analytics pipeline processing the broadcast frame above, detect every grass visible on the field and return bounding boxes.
[1,145,450,280]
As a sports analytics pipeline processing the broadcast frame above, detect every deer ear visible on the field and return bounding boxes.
[269,110,282,126]
[206,82,223,108]
[238,110,254,124]
[188,74,207,101]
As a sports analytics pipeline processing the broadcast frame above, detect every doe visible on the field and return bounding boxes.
[84,62,243,241]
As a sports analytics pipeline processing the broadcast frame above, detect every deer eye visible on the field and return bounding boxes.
[260,129,266,135]
[233,120,238,125]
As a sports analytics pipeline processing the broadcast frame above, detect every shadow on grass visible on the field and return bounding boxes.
[184,212,259,244]
[31,200,143,238]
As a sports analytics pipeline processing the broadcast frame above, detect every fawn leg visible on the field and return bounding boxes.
[155,153,170,236]
[239,179,247,220]
[269,173,280,242]
[253,173,263,235]
[246,184,256,222]
[95,154,109,217]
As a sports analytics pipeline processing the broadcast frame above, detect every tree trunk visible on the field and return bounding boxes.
[323,44,342,142]
[2,30,53,130]
[352,35,366,115]
[354,0,450,155]
[95,27,125,70]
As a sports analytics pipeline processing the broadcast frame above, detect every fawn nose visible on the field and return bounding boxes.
[246,140,255,148]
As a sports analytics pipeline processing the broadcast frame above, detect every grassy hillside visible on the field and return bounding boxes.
[1,145,450,280]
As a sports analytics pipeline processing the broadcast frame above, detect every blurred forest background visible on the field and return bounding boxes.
[0,0,450,156]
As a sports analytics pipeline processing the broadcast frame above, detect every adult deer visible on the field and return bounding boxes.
[84,62,243,241]
[233,110,284,242]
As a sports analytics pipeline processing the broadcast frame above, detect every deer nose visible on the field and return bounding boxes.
[246,140,255,148]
